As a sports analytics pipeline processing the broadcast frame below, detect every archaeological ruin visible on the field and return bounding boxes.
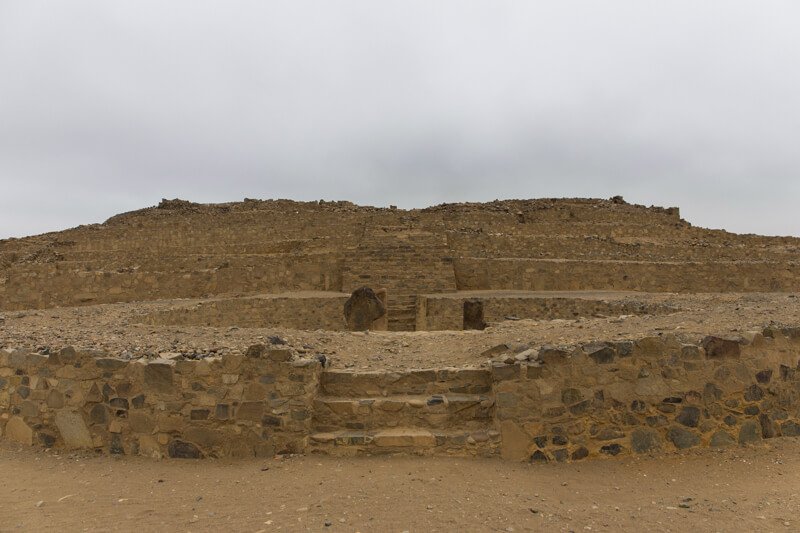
[1,197,800,462]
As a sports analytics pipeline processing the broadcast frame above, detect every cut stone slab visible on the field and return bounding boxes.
[500,420,531,461]
[55,410,94,448]
[373,428,435,447]
[5,416,34,445]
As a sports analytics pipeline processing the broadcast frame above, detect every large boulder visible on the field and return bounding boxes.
[344,287,387,331]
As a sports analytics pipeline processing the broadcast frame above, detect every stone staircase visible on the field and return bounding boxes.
[309,369,500,456]
[342,225,457,330]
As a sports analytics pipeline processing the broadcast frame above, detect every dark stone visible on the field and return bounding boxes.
[561,388,583,405]
[744,384,764,402]
[738,420,762,445]
[344,287,387,331]
[569,400,592,415]
[0,377,6,390]
[657,404,676,414]
[676,406,701,428]
[571,446,589,460]
[723,414,737,426]
[615,341,634,357]
[596,427,625,440]
[533,435,548,448]
[215,404,230,420]
[262,415,282,427]
[702,336,741,359]
[89,404,108,425]
[600,444,622,456]
[109,397,129,410]
[780,421,800,436]
[427,395,444,406]
[246,344,267,358]
[667,426,700,449]
[131,394,145,409]
[110,434,125,455]
[630,399,646,413]
[102,384,114,401]
[260,375,276,385]
[703,383,722,403]
[631,428,662,453]
[662,396,683,404]
[710,430,735,448]
[144,363,174,393]
[552,435,568,446]
[17,386,30,399]
[744,405,760,416]
[491,363,519,381]
[646,415,668,427]
[755,370,773,384]
[38,433,56,448]
[168,440,202,459]
[529,450,549,463]
[544,406,566,418]
[553,449,569,463]
[463,299,486,331]
[780,364,795,381]
[759,414,776,439]
[585,343,615,364]
[190,409,210,421]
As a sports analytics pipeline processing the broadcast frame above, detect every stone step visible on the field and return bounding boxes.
[308,427,500,456]
[313,393,494,430]
[320,368,492,397]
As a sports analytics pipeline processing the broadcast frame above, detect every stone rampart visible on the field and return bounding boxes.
[2,326,799,462]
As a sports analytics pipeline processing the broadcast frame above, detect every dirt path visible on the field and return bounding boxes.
[2,438,799,532]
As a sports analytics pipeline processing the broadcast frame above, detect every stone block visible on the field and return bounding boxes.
[373,428,435,447]
[5,417,33,445]
[702,336,742,359]
[144,363,174,393]
[631,428,662,453]
[54,410,94,448]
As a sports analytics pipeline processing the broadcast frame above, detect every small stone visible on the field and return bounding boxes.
[676,406,701,428]
[36,501,45,508]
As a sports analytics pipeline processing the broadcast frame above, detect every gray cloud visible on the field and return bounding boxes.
[1,1,799,238]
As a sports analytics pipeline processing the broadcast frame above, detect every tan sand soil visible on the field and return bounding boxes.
[2,438,799,532]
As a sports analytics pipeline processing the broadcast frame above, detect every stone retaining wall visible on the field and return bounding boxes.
[0,345,321,458]
[138,293,350,330]
[416,293,674,331]
[2,327,800,462]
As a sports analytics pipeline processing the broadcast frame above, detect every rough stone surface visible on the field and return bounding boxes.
[54,410,94,448]
[343,287,387,331]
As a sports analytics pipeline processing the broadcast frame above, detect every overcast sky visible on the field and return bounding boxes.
[1,1,799,239]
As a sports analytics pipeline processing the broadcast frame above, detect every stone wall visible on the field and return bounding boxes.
[138,292,350,330]
[453,258,800,293]
[0,345,321,458]
[2,327,800,462]
[493,327,800,462]
[416,292,675,331]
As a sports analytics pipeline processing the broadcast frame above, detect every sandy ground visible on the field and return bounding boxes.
[2,292,799,370]
[1,438,799,532]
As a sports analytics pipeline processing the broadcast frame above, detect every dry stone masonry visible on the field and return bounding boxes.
[2,327,799,461]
